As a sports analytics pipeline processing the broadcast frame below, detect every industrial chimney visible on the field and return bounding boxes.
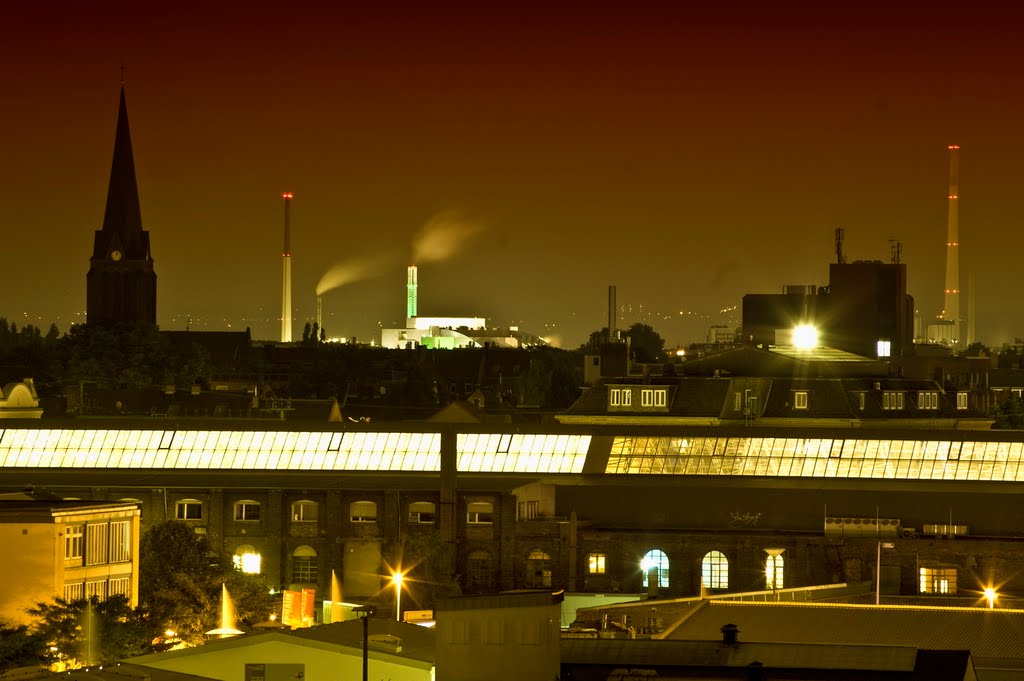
[942,145,960,345]
[280,192,294,343]
[407,265,418,323]
[608,285,617,342]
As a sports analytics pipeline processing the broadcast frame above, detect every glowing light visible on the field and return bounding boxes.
[282,192,294,199]
[391,570,405,621]
[792,324,818,350]
[948,145,959,149]
[984,587,997,609]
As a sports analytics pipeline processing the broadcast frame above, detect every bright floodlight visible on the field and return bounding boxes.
[793,324,818,350]
[984,587,997,609]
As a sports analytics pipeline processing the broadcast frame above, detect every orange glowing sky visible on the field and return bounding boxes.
[3,2,1024,345]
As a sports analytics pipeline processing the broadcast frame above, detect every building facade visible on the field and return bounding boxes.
[0,497,141,625]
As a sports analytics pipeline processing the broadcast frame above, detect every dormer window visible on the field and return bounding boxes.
[794,391,808,410]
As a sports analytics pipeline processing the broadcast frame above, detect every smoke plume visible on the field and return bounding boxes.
[411,210,483,264]
[315,253,396,296]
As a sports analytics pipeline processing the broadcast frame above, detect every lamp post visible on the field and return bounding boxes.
[391,571,404,622]
[353,605,375,681]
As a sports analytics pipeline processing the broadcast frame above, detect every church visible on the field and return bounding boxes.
[86,87,157,325]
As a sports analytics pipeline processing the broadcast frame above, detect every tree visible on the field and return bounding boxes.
[993,394,1024,429]
[0,622,46,673]
[27,595,152,667]
[139,521,273,645]
[579,323,667,363]
[624,323,667,363]
[960,341,990,358]
[520,348,581,409]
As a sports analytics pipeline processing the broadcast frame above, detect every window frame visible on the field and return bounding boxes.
[350,500,378,523]
[467,501,495,525]
[408,501,437,524]
[291,500,319,523]
[234,500,262,522]
[588,552,607,575]
[176,499,203,521]
[794,391,808,410]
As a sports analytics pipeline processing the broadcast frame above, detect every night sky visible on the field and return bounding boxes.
[3,3,1024,347]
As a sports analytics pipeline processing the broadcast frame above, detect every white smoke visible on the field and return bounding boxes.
[315,253,397,297]
[411,210,483,264]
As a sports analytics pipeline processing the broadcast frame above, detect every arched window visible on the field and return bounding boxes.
[234,500,261,521]
[350,500,377,523]
[766,553,784,590]
[526,549,552,588]
[233,545,261,574]
[702,551,729,590]
[409,501,436,524]
[292,500,318,523]
[641,549,669,588]
[467,549,494,591]
[467,501,494,525]
[176,498,203,520]
[291,545,318,583]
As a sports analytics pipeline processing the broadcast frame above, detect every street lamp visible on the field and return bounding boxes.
[391,571,405,622]
[984,587,998,610]
[353,605,375,681]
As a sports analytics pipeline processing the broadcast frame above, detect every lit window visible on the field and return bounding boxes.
[65,524,84,563]
[292,500,318,523]
[641,549,669,588]
[883,392,904,411]
[176,499,203,520]
[857,393,866,410]
[109,577,131,599]
[86,579,107,600]
[86,524,108,566]
[918,391,939,410]
[897,392,905,409]
[734,392,742,410]
[64,582,85,602]
[622,389,632,407]
[641,389,654,407]
[920,567,957,594]
[588,552,607,574]
[350,500,377,523]
[766,553,784,589]
[467,550,493,591]
[957,392,968,410]
[409,501,436,524]
[794,391,808,410]
[234,500,261,522]
[526,550,552,588]
[467,501,494,525]
[701,551,729,589]
[291,545,318,583]
[609,388,621,407]
[109,520,131,563]
[654,389,667,407]
[233,545,261,574]
[877,340,891,358]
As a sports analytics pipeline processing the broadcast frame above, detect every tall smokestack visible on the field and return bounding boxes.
[967,271,975,346]
[608,285,617,342]
[316,295,323,340]
[407,265,418,321]
[281,192,294,343]
[942,146,960,345]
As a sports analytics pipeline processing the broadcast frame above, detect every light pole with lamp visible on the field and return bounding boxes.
[353,605,375,681]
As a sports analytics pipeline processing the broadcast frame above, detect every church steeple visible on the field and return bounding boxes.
[87,85,157,325]
[93,87,147,260]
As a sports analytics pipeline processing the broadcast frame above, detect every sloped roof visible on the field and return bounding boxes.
[661,600,1024,665]
[129,619,434,667]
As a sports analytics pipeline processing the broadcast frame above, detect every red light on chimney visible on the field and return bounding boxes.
[948,145,959,149]
[282,192,294,199]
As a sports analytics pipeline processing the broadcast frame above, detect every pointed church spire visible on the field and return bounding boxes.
[100,87,144,247]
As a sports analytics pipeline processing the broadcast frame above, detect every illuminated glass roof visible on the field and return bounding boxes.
[457,433,591,473]
[0,429,441,472]
[607,436,1024,481]
[0,428,592,474]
